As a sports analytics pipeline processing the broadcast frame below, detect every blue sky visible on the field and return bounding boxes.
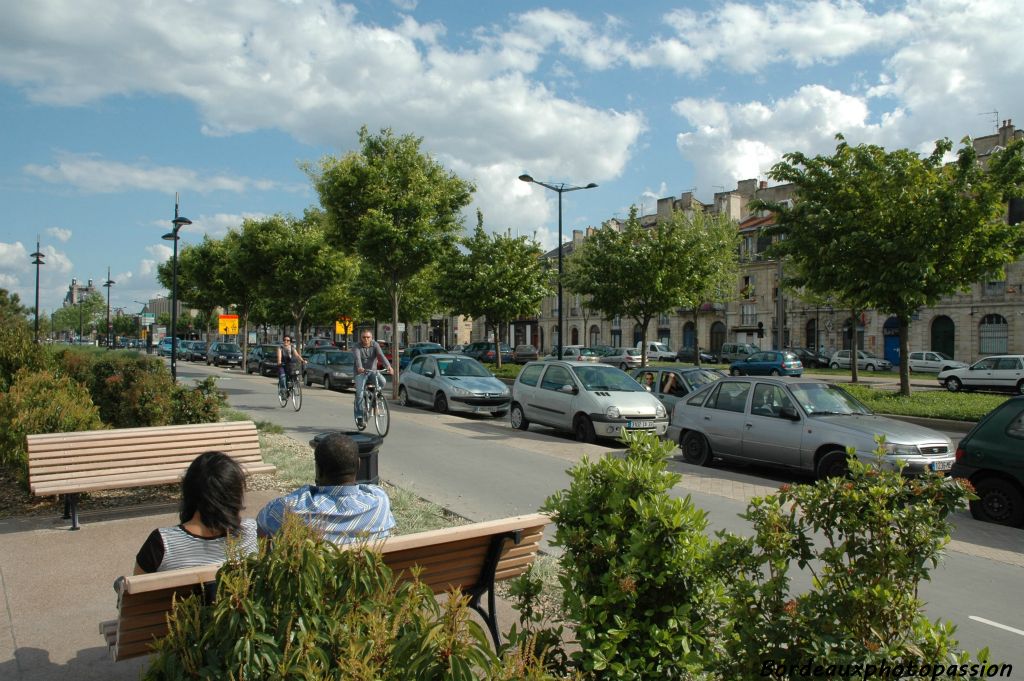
[1,0,1021,316]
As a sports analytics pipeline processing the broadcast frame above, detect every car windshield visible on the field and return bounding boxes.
[934,351,953,360]
[437,357,490,377]
[218,343,241,352]
[326,352,353,365]
[788,383,873,416]
[579,347,600,357]
[683,369,723,388]
[573,365,645,391]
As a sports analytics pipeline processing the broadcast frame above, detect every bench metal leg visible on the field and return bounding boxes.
[466,530,521,650]
[63,494,81,530]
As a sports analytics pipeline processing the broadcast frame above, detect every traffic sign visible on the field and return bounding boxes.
[219,314,239,335]
[335,319,353,335]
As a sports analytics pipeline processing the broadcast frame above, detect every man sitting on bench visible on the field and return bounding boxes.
[257,433,395,544]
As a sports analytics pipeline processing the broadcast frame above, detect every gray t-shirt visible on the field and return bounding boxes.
[353,341,391,372]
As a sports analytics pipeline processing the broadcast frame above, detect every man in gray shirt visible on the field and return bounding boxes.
[353,329,393,430]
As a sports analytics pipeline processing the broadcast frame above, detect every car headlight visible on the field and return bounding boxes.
[605,406,621,419]
[451,386,471,396]
[883,443,919,457]
[656,404,667,419]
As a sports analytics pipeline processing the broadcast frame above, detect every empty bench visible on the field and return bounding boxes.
[101,512,550,660]
[27,421,276,530]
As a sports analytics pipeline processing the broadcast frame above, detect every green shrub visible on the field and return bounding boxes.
[144,515,556,681]
[171,377,222,425]
[0,321,49,392]
[0,369,104,480]
[842,384,1005,421]
[541,431,723,679]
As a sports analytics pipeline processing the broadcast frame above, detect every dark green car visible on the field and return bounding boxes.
[951,396,1024,527]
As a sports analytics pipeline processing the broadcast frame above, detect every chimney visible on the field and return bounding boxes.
[999,118,1015,146]
[759,180,768,190]
[586,226,596,237]
[572,229,583,246]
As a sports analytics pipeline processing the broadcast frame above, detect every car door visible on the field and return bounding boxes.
[699,381,751,457]
[963,358,997,389]
[741,382,805,467]
[924,352,943,372]
[531,364,576,429]
[992,357,1024,390]
[307,352,324,383]
[404,356,431,404]
[746,352,773,375]
[656,370,692,413]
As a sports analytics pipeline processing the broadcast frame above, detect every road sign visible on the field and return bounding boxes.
[336,318,353,335]
[219,314,239,335]
[140,313,155,325]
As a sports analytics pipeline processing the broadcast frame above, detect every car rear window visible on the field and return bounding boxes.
[518,364,543,386]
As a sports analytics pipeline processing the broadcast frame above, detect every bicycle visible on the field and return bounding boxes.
[277,367,302,411]
[357,368,390,436]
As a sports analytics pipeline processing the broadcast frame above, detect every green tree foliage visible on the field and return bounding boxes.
[311,126,475,395]
[355,264,444,330]
[51,291,105,340]
[221,225,265,371]
[111,314,138,338]
[761,135,1024,395]
[0,301,47,391]
[0,289,29,321]
[446,213,550,368]
[157,237,230,345]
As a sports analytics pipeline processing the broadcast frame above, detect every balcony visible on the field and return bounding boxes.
[741,314,758,327]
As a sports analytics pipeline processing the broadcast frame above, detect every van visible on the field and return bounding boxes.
[719,342,759,364]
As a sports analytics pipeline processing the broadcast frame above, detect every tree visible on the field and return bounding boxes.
[0,289,29,322]
[311,127,474,395]
[158,237,230,349]
[51,291,105,340]
[761,135,1024,395]
[222,225,266,372]
[446,213,550,368]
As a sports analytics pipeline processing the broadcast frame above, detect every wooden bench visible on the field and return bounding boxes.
[100,512,550,660]
[27,421,276,530]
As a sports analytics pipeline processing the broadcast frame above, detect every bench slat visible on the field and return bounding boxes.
[30,450,264,478]
[27,421,258,445]
[31,463,276,497]
[29,440,260,464]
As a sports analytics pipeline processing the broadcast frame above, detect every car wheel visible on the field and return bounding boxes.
[620,362,628,370]
[1017,379,1024,396]
[830,362,840,369]
[398,386,409,406]
[206,359,211,366]
[573,414,596,443]
[945,376,962,392]
[865,363,875,371]
[510,403,529,431]
[816,450,849,480]
[680,431,711,466]
[304,372,312,387]
[769,369,781,376]
[970,477,1024,527]
[434,392,448,414]
[324,376,332,391]
[730,367,740,376]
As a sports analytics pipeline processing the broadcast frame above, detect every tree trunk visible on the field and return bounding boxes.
[493,320,503,370]
[391,278,401,399]
[898,314,911,397]
[850,307,860,383]
[693,305,701,367]
[637,315,650,367]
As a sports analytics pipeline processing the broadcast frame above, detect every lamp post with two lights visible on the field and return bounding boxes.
[30,237,45,343]
[163,198,192,381]
[103,267,115,348]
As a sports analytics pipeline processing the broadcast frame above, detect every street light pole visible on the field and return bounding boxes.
[30,236,45,344]
[518,174,597,359]
[103,266,115,348]
[78,297,83,344]
[164,196,192,382]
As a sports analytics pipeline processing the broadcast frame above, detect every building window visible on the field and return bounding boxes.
[610,329,622,346]
[589,325,601,347]
[612,315,621,329]
[978,314,1008,354]
[658,328,671,346]
[658,314,670,326]
[741,276,754,299]
[983,281,1006,297]
[741,304,757,327]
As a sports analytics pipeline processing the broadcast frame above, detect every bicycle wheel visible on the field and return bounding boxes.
[291,380,302,411]
[277,381,287,407]
[373,393,390,436]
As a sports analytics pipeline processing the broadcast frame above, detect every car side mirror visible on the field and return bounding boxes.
[424,370,435,378]
[560,384,578,394]
[780,405,800,421]
[643,385,652,392]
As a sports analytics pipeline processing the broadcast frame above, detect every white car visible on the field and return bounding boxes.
[907,351,967,373]
[510,360,668,442]
[938,355,1024,394]
[636,341,676,362]
[545,345,601,362]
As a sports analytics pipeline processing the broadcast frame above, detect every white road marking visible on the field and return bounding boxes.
[969,616,1024,637]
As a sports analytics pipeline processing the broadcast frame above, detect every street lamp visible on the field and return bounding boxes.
[164,197,191,381]
[518,174,597,359]
[30,236,46,343]
[78,297,84,344]
[103,266,115,348]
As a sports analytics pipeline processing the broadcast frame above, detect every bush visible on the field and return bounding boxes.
[541,431,723,679]
[0,321,48,392]
[171,376,222,425]
[0,369,104,480]
[842,383,1005,422]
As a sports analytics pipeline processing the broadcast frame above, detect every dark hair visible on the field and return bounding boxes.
[314,434,360,484]
[179,451,246,534]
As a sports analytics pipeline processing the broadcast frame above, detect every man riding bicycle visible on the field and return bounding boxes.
[276,335,307,393]
[353,329,393,430]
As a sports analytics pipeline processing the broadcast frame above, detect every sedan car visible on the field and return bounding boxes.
[675,346,717,363]
[399,342,445,370]
[601,347,642,371]
[667,376,954,479]
[950,396,1024,526]
[207,341,243,367]
[246,344,281,375]
[304,349,356,391]
[631,366,724,414]
[546,345,601,362]
[908,351,968,373]
[156,337,174,357]
[785,347,831,369]
[399,354,510,417]
[829,349,892,371]
[510,360,668,443]
[461,341,514,364]
[938,355,1024,394]
[729,350,803,377]
[512,344,539,364]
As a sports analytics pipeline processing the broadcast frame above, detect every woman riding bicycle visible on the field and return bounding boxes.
[276,335,307,393]
[353,330,393,430]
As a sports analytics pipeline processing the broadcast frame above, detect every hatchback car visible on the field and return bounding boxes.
[304,349,356,391]
[667,377,954,479]
[785,347,831,369]
[246,344,281,375]
[546,345,601,362]
[602,347,642,371]
[156,337,174,357]
[207,341,243,367]
[829,349,892,371]
[729,350,803,377]
[399,354,510,416]
[950,396,1024,526]
[675,346,717,363]
[938,355,1024,394]
[511,360,668,443]
[908,351,967,373]
[399,342,445,370]
[461,341,514,363]
[512,344,539,364]
[631,366,723,413]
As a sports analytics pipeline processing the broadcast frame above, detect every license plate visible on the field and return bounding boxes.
[627,420,654,429]
[931,460,952,471]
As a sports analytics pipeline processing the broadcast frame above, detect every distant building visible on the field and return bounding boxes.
[62,278,96,307]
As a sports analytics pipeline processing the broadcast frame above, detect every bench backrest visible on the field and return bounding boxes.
[28,421,269,497]
[104,512,549,661]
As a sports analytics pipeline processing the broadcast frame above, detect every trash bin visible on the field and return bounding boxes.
[308,431,381,485]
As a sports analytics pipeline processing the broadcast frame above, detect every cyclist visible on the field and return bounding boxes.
[276,335,307,395]
[353,329,393,429]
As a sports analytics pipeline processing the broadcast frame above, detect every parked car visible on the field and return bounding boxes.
[785,347,830,369]
[156,337,174,357]
[303,349,356,391]
[547,345,601,362]
[177,340,199,361]
[512,344,539,364]
[246,344,281,375]
[303,337,335,354]
[718,342,759,364]
[189,340,209,362]
[636,341,676,362]
[907,351,968,373]
[950,396,1024,526]
[601,347,642,371]
[729,350,803,377]
[207,341,243,367]
[631,366,724,414]
[461,341,514,363]
[449,344,465,354]
[938,355,1024,394]
[675,346,717,363]
[828,349,892,371]
[510,360,668,443]
[399,342,445,370]
[399,354,510,417]
[667,376,954,479]
[591,345,617,357]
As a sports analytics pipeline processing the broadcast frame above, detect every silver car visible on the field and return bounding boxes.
[511,360,668,443]
[601,347,642,371]
[667,377,953,479]
[304,349,355,391]
[398,354,510,416]
[828,349,892,371]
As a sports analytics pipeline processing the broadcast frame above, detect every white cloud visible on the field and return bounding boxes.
[46,227,72,242]
[0,273,18,288]
[139,259,158,277]
[146,244,173,262]
[0,241,29,271]
[43,246,73,274]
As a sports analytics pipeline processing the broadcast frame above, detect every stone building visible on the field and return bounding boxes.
[62,278,96,306]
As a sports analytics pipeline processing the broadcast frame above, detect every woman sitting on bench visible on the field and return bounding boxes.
[132,451,258,573]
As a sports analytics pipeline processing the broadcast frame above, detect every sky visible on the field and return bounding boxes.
[1,0,1022,318]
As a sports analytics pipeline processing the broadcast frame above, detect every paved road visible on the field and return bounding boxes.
[177,360,1024,668]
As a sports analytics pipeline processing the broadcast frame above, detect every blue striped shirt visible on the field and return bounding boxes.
[256,484,395,545]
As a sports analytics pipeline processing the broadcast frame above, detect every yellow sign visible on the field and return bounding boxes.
[335,318,353,335]
[218,314,239,335]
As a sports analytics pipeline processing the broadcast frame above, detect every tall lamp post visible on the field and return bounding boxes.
[103,266,115,348]
[30,236,45,343]
[78,297,84,344]
[164,197,192,381]
[518,174,597,359]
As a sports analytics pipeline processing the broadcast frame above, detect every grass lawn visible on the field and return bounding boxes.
[840,383,1007,422]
